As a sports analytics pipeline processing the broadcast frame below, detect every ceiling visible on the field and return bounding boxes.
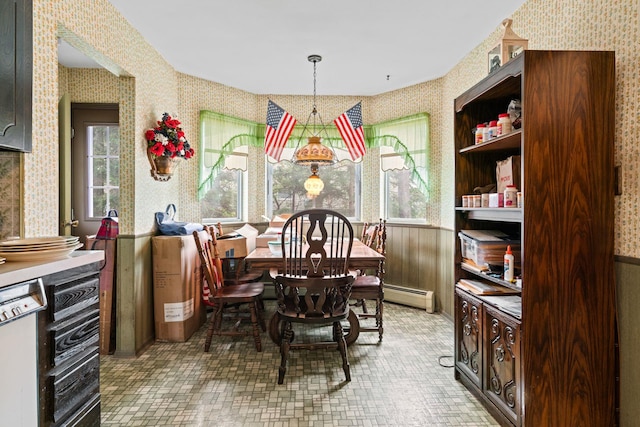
[58,0,526,96]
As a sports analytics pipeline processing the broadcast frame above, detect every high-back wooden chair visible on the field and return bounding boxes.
[273,209,355,384]
[193,226,265,352]
[360,222,379,248]
[350,218,386,342]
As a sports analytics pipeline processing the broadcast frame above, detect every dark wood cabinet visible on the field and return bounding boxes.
[0,0,32,152]
[455,287,522,426]
[454,288,483,388]
[453,51,617,426]
[483,304,520,427]
[38,262,102,426]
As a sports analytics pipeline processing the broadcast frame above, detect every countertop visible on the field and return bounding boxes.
[0,250,104,288]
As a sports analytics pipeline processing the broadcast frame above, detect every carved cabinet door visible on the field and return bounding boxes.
[483,304,521,426]
[455,288,483,387]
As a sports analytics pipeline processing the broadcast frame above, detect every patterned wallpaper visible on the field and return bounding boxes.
[0,153,21,240]
[0,0,638,256]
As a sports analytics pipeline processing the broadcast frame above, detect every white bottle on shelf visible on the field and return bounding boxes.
[504,185,518,208]
[504,245,515,282]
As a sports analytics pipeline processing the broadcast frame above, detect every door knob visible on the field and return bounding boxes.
[62,219,79,228]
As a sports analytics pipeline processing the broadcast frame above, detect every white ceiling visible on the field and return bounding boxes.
[58,0,526,96]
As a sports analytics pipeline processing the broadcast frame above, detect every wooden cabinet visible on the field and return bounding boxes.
[453,51,617,426]
[454,288,482,387]
[38,262,102,426]
[0,0,33,152]
[483,304,520,427]
[455,287,522,426]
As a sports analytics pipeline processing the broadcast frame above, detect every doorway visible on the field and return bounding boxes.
[70,104,119,245]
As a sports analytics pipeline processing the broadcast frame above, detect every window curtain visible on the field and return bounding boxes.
[198,111,263,199]
[198,110,429,199]
[369,113,429,197]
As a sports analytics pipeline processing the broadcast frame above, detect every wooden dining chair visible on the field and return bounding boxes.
[214,222,264,286]
[273,209,355,384]
[350,218,386,342]
[193,227,266,352]
[360,222,379,247]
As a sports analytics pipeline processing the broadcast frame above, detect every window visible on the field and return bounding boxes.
[384,167,426,219]
[198,109,427,223]
[373,114,429,221]
[268,157,360,219]
[87,124,119,218]
[200,168,243,220]
[199,111,259,222]
[266,121,361,219]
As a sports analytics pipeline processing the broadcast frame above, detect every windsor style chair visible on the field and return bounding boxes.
[272,209,355,384]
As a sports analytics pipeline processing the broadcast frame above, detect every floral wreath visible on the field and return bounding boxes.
[145,113,194,159]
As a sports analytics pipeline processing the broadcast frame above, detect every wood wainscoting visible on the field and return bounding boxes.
[381,223,454,318]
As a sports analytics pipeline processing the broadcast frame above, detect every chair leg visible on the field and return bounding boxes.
[257,299,267,332]
[204,302,222,352]
[360,299,368,314]
[249,302,262,352]
[278,321,293,384]
[334,321,351,382]
[377,298,384,342]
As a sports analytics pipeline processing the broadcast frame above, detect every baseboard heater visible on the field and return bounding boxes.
[384,284,434,313]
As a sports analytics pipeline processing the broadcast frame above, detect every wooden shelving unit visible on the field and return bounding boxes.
[453,50,617,427]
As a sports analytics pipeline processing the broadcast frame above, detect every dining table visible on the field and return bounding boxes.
[244,239,385,345]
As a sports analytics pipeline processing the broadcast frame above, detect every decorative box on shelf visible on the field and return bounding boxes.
[487,19,528,74]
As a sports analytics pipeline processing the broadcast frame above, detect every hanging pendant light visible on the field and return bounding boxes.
[294,55,336,167]
[304,163,324,198]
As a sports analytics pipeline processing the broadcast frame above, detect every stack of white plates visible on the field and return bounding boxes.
[0,236,83,262]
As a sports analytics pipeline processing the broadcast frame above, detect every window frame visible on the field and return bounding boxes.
[382,168,427,224]
[86,123,120,220]
[199,111,260,222]
[200,167,245,224]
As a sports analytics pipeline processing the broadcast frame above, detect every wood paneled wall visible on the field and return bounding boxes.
[381,223,455,317]
[615,258,640,427]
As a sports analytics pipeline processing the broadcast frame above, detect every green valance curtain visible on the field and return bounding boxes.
[198,110,429,199]
[198,111,263,198]
[369,113,429,197]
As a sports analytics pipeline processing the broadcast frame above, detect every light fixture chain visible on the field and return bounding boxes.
[313,59,317,113]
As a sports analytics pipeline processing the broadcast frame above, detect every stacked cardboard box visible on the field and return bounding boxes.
[152,233,207,342]
[215,224,258,258]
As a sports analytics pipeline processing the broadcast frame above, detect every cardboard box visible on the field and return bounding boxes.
[488,192,504,208]
[86,236,117,355]
[216,224,258,258]
[264,226,283,235]
[256,233,280,247]
[269,214,291,228]
[152,233,207,342]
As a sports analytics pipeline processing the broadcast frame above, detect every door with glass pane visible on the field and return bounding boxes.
[71,105,119,245]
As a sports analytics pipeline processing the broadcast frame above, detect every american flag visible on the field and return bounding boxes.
[264,100,297,161]
[334,102,365,160]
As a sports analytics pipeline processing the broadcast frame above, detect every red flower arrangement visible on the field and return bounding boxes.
[145,113,194,160]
